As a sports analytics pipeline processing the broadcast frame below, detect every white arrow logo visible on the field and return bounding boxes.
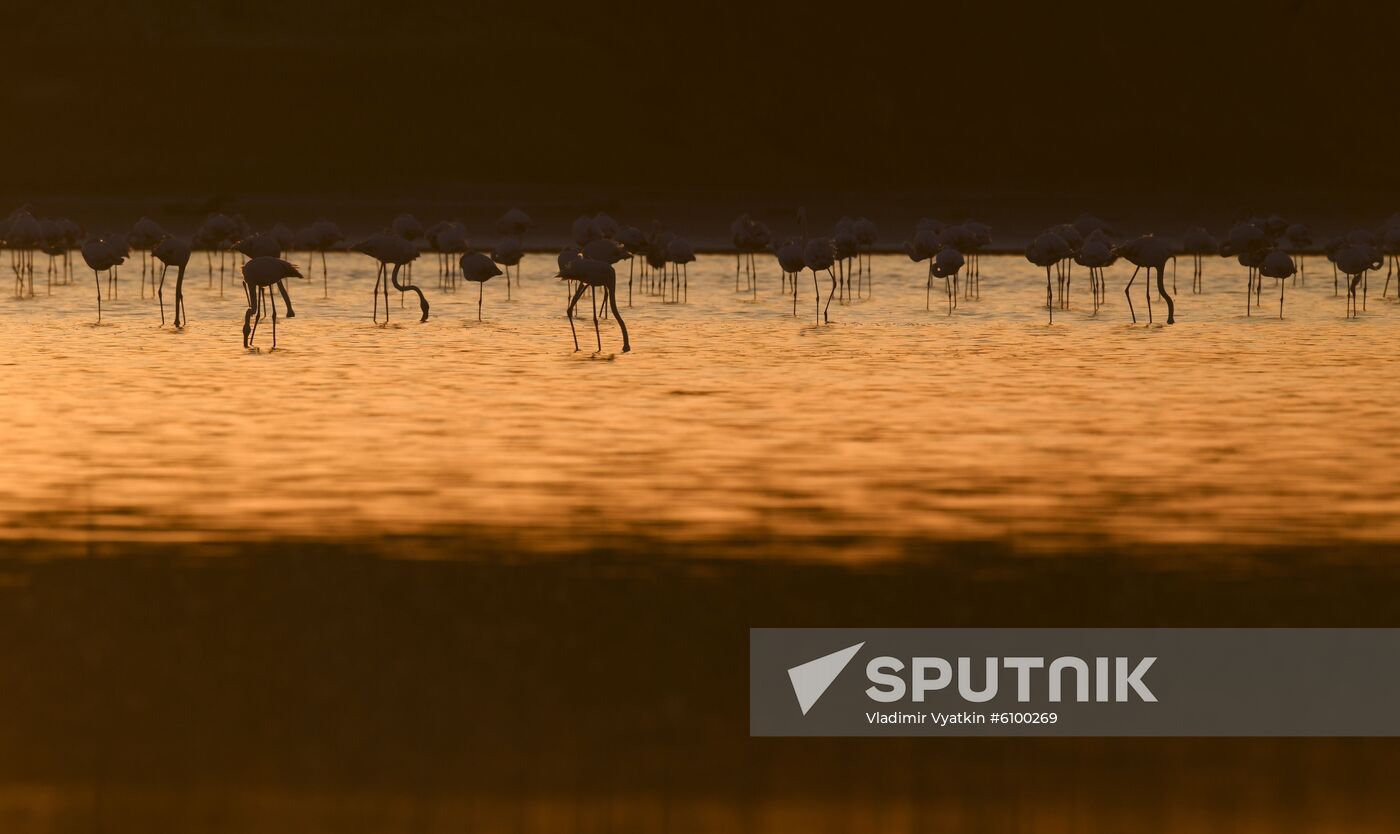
[787,642,865,715]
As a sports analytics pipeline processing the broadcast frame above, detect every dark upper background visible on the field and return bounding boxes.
[2,0,1396,228]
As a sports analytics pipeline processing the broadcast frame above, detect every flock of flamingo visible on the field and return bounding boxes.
[4,206,1399,352]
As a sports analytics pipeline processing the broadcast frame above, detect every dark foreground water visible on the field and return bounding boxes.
[2,253,1400,831]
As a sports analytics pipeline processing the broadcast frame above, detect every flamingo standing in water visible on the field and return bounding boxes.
[616,226,648,305]
[242,257,301,350]
[776,239,806,316]
[1335,241,1383,319]
[128,217,165,297]
[667,238,695,304]
[904,228,941,311]
[803,237,837,324]
[354,233,429,323]
[1074,231,1116,313]
[153,236,192,327]
[1221,222,1269,315]
[233,232,296,319]
[1284,223,1312,286]
[1258,249,1295,318]
[459,252,503,320]
[491,237,524,299]
[558,257,630,353]
[1025,232,1071,324]
[931,247,965,315]
[1044,224,1083,309]
[80,237,126,323]
[7,211,41,298]
[1181,227,1218,294]
[852,217,878,296]
[1114,235,1178,324]
[495,209,532,286]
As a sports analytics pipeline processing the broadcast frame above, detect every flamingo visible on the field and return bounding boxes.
[1045,224,1083,309]
[1382,224,1400,299]
[731,214,771,298]
[776,239,806,316]
[832,222,859,304]
[496,208,533,238]
[616,226,648,304]
[1181,227,1218,294]
[667,238,695,304]
[80,237,125,323]
[153,236,192,327]
[1284,223,1312,286]
[193,214,234,295]
[128,217,165,297]
[1221,223,1269,316]
[6,211,41,298]
[903,228,941,310]
[354,233,429,323]
[293,218,342,296]
[572,215,602,246]
[803,237,837,324]
[491,237,524,299]
[39,219,67,292]
[1024,232,1071,324]
[558,257,630,353]
[459,252,503,320]
[931,247,965,315]
[1072,214,1115,239]
[939,224,983,304]
[242,257,301,350]
[428,222,468,291]
[233,232,296,319]
[1075,231,1116,313]
[1258,249,1295,318]
[1335,242,1383,319]
[852,217,878,296]
[963,221,992,300]
[1114,235,1178,325]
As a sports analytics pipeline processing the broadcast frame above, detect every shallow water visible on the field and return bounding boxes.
[2,253,1398,558]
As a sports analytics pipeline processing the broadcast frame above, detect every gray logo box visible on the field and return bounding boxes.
[750,629,1400,736]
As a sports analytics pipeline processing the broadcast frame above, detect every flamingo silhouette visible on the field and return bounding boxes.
[128,217,165,298]
[1114,235,1178,325]
[1334,242,1383,319]
[775,240,806,316]
[1181,227,1218,294]
[616,226,648,304]
[904,228,941,311]
[495,208,533,239]
[242,257,301,350]
[931,247,965,315]
[1025,232,1071,324]
[233,232,296,319]
[852,217,878,296]
[1222,223,1269,315]
[558,257,630,353]
[354,233,429,323]
[1075,231,1116,313]
[667,238,695,304]
[153,236,192,327]
[459,252,503,320]
[1258,249,1295,318]
[491,237,524,299]
[80,237,126,323]
[803,237,837,324]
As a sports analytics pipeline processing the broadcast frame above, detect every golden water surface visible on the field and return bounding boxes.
[2,253,1397,558]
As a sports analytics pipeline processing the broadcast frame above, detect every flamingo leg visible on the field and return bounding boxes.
[1124,265,1138,324]
[565,282,588,351]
